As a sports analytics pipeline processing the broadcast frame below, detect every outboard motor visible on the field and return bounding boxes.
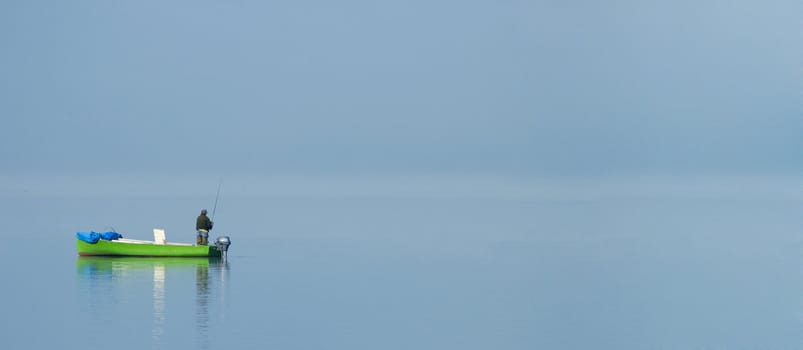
[215,236,231,260]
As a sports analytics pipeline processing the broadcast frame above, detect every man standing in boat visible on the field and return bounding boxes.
[196,209,213,245]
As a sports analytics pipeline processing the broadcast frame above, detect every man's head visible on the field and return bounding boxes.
[201,209,207,215]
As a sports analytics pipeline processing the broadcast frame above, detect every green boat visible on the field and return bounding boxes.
[76,229,231,258]
[76,239,223,257]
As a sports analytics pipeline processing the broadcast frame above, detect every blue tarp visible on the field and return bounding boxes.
[100,231,123,241]
[77,231,100,244]
[76,231,123,244]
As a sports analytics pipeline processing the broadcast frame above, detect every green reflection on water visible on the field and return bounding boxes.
[76,256,218,274]
[76,256,228,350]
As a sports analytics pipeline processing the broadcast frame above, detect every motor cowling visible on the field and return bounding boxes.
[215,236,231,259]
[215,236,231,251]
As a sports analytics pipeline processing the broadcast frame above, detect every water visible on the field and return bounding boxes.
[1,176,800,349]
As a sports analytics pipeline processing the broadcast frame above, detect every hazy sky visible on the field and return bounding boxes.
[1,0,799,176]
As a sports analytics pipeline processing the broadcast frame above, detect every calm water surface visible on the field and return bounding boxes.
[1,189,800,349]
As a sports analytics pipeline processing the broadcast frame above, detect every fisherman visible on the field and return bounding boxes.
[196,209,213,245]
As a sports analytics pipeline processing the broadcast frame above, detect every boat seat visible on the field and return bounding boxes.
[153,228,167,245]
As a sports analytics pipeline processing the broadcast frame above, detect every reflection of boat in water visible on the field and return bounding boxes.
[76,256,222,274]
[76,256,229,349]
[76,256,229,287]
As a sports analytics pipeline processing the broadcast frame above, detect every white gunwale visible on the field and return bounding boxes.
[115,238,195,246]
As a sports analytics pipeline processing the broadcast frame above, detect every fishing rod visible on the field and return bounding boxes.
[212,178,222,221]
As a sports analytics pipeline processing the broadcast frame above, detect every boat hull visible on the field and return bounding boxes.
[77,239,222,257]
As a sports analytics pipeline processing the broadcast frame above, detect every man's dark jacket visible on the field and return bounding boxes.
[196,214,213,231]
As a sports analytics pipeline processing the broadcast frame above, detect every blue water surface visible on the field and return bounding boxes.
[0,185,800,349]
